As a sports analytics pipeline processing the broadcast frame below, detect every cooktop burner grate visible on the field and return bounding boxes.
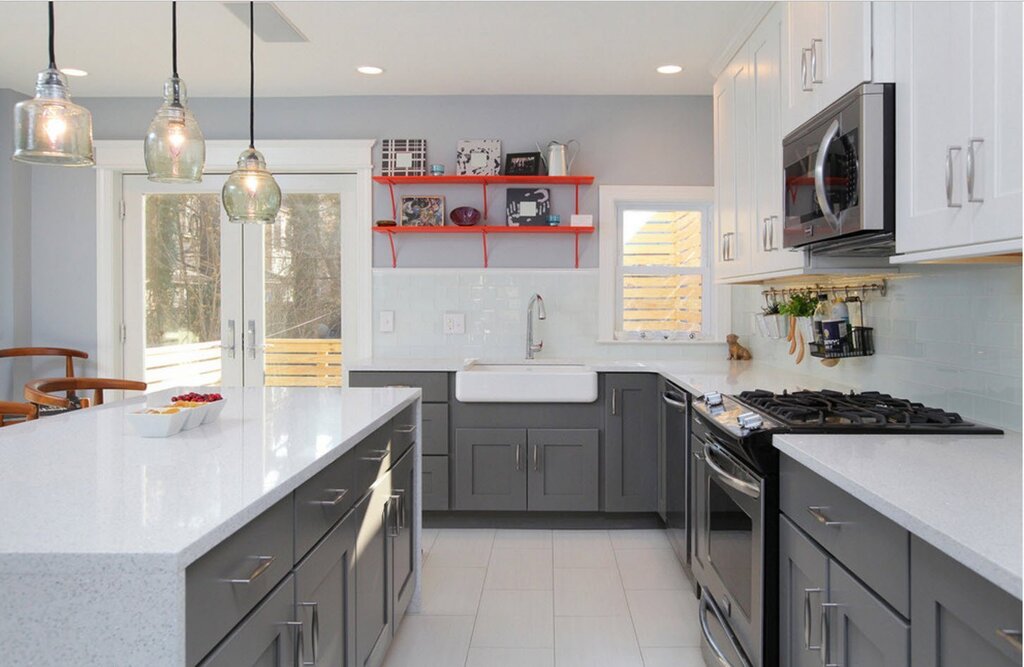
[736,389,970,428]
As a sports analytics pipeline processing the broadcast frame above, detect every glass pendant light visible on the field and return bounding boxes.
[222,1,281,224]
[12,1,94,166]
[144,2,205,182]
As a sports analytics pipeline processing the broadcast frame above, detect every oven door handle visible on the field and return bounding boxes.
[703,441,761,500]
[813,118,843,232]
[699,587,753,667]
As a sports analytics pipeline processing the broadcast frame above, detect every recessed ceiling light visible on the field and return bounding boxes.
[61,68,88,77]
[656,65,683,75]
[356,66,385,75]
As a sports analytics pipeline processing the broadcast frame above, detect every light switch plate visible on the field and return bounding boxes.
[379,310,394,333]
[443,312,465,335]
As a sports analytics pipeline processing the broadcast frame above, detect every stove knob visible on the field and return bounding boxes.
[737,411,764,430]
[704,391,723,407]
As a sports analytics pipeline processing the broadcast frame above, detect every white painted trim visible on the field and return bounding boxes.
[889,238,1023,264]
[708,1,775,79]
[95,139,376,383]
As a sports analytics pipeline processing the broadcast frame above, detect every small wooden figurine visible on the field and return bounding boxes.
[727,334,752,360]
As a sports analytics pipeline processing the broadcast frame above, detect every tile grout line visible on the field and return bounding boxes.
[462,529,496,667]
[614,544,651,667]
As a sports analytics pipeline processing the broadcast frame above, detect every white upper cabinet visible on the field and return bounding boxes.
[714,51,753,279]
[893,1,1022,261]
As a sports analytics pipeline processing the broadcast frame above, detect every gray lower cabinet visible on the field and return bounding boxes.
[421,455,449,510]
[780,515,829,667]
[911,536,1022,667]
[527,428,599,511]
[354,473,393,667]
[603,373,659,512]
[455,428,527,510]
[391,447,416,627]
[199,574,298,667]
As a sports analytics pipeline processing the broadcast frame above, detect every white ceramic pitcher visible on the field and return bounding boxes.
[537,140,580,176]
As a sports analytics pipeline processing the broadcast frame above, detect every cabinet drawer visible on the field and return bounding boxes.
[422,404,449,456]
[780,456,910,616]
[186,496,294,667]
[197,573,296,667]
[422,455,449,510]
[349,371,449,402]
[391,404,417,460]
[355,423,395,492]
[294,449,358,561]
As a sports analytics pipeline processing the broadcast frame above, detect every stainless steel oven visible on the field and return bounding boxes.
[782,83,894,255]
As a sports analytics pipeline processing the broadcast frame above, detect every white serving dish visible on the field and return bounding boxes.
[201,399,227,425]
[176,404,209,430]
[126,410,188,438]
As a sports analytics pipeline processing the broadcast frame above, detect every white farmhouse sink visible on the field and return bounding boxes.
[455,361,598,403]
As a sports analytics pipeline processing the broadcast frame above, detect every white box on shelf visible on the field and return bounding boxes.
[571,214,593,228]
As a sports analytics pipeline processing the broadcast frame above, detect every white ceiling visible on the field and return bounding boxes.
[0,1,763,98]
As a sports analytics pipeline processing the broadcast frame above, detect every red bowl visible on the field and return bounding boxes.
[450,206,482,227]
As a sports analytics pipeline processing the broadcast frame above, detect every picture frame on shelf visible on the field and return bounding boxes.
[381,139,427,176]
[504,152,544,176]
[456,139,501,176]
[400,195,446,227]
[506,188,551,226]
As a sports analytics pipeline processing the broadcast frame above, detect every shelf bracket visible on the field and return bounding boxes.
[482,182,489,221]
[574,184,580,215]
[386,181,397,221]
[385,229,397,268]
[574,232,580,269]
[481,230,489,268]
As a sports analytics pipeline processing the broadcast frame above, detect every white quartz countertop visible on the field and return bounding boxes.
[774,431,1023,598]
[0,386,419,570]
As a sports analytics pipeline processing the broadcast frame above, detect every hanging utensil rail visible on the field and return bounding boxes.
[760,279,887,302]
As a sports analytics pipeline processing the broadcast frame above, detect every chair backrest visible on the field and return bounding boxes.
[0,348,90,398]
[24,378,147,410]
[0,401,37,427]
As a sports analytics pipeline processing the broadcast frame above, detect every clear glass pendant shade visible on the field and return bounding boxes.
[13,68,94,166]
[144,77,205,183]
[222,148,282,224]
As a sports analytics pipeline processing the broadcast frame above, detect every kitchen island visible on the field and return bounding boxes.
[0,385,422,666]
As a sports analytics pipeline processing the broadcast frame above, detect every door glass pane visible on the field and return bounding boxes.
[264,193,342,387]
[143,193,223,391]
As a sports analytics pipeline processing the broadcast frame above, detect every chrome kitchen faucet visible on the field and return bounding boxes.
[526,293,546,359]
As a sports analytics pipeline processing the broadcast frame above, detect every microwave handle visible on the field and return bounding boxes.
[813,119,842,231]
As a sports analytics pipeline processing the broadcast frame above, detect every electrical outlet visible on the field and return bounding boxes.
[379,311,394,333]
[443,312,466,335]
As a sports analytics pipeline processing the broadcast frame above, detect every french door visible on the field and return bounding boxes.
[122,173,357,390]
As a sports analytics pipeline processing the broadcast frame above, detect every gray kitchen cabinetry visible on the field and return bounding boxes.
[911,536,1022,667]
[421,455,449,511]
[604,373,659,512]
[354,470,394,667]
[527,428,599,511]
[455,428,528,510]
[391,447,416,627]
[780,515,829,667]
[199,574,298,667]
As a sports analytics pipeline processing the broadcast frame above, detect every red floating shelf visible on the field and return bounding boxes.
[373,225,595,268]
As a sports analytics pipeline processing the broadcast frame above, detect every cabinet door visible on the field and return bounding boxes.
[454,428,527,510]
[295,511,356,667]
[911,536,1022,667]
[354,476,393,667]
[527,428,599,511]
[819,2,872,105]
[199,575,298,667]
[604,374,659,512]
[390,447,416,626]
[780,517,830,667]
[784,1,825,134]
[895,2,974,253]
[421,455,449,511]
[714,53,752,279]
[827,561,909,667]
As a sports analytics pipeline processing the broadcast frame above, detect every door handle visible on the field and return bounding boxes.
[769,216,778,250]
[801,48,813,92]
[820,602,840,667]
[311,488,348,506]
[803,588,823,651]
[810,39,823,84]
[283,621,303,667]
[698,588,753,667]
[222,319,237,359]
[967,138,984,203]
[611,388,618,416]
[246,319,257,360]
[662,392,687,411]
[226,555,276,584]
[297,601,319,666]
[946,146,963,208]
[532,445,539,471]
[515,443,522,471]
[807,506,846,527]
[762,218,770,252]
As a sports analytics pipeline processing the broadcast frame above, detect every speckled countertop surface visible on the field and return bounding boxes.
[774,431,1022,598]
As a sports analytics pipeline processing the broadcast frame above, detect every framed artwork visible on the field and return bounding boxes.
[504,152,544,176]
[381,139,427,176]
[456,139,501,176]
[400,195,446,227]
[506,188,551,226]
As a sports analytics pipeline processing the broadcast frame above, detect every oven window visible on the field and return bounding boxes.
[785,129,859,224]
[708,477,754,617]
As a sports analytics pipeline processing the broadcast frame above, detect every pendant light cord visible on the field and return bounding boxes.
[47,1,56,69]
[171,1,178,78]
[249,0,255,149]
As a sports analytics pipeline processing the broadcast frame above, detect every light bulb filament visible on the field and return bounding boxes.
[44,113,67,145]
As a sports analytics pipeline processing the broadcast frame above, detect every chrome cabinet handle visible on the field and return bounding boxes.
[804,588,823,651]
[820,603,840,667]
[769,216,778,250]
[387,497,400,537]
[283,621,303,667]
[395,424,417,434]
[611,388,618,416]
[226,555,276,584]
[814,119,842,231]
[807,505,846,527]
[393,489,406,530]
[298,602,319,665]
[997,629,1023,652]
[967,138,984,203]
[222,319,237,359]
[312,488,348,506]
[362,449,389,462]
[246,319,257,360]
[946,146,963,208]
[532,445,539,471]
[762,218,770,252]
[515,443,522,471]
[662,392,687,411]
[703,441,761,499]
[810,39,823,84]
[801,48,813,91]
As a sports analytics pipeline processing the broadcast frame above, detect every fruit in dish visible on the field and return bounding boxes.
[171,392,223,403]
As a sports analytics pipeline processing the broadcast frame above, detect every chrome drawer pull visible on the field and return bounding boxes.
[312,488,348,506]
[394,424,417,434]
[820,602,840,667]
[967,138,984,203]
[804,587,823,651]
[298,602,319,665]
[283,621,303,667]
[226,555,276,584]
[997,629,1023,652]
[362,449,389,462]
[946,146,963,208]
[662,392,687,410]
[807,506,845,527]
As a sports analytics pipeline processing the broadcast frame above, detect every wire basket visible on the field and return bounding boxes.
[808,326,875,359]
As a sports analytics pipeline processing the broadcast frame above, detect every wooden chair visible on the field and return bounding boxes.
[0,401,37,427]
[0,347,89,401]
[24,378,147,411]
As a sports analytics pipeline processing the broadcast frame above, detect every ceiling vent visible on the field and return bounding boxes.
[223,2,308,43]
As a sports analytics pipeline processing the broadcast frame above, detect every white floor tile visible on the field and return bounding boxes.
[381,615,474,667]
[428,529,495,567]
[615,548,690,590]
[420,528,440,556]
[471,590,554,648]
[641,646,708,667]
[465,647,555,667]
[609,529,671,550]
[485,548,553,590]
[626,589,701,647]
[553,567,629,616]
[553,616,643,667]
[418,565,487,616]
[553,530,616,568]
[493,529,553,550]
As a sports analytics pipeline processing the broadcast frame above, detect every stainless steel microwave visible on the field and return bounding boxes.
[782,83,895,254]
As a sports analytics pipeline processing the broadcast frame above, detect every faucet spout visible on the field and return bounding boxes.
[526,293,546,359]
